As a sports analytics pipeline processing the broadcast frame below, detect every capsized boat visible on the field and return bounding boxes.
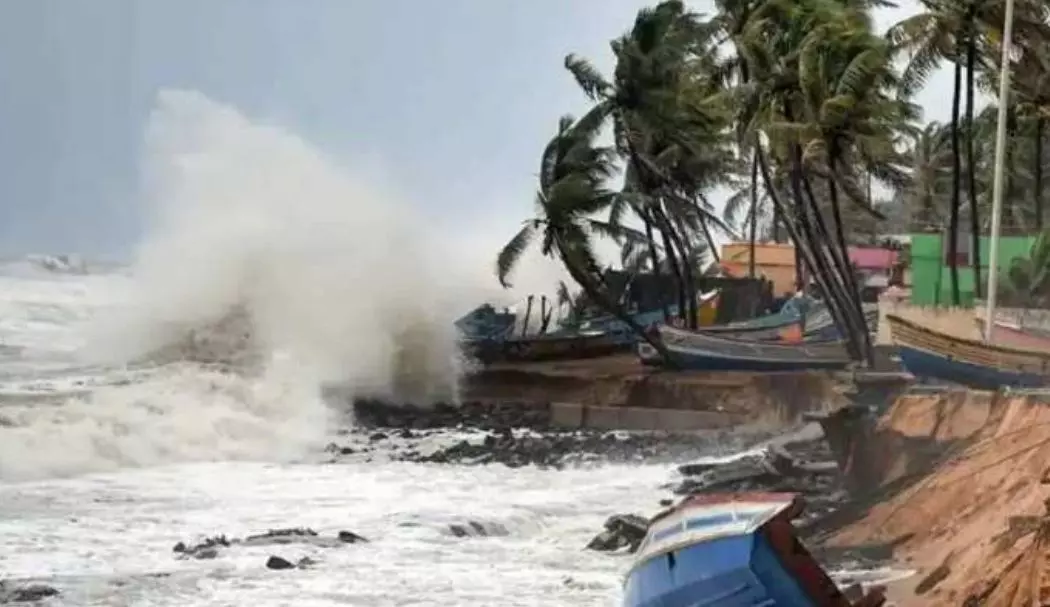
[888,314,1050,389]
[623,492,886,607]
[638,324,851,372]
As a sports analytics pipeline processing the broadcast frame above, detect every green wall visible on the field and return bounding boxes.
[910,233,1035,306]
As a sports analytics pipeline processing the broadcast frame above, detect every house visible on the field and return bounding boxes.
[720,242,904,298]
[721,242,797,295]
[909,230,1035,306]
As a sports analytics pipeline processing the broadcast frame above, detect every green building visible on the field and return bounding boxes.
[909,232,1036,306]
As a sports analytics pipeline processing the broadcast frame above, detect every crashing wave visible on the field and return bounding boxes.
[133,303,264,372]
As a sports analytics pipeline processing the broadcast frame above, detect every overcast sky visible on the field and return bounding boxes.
[0,0,952,259]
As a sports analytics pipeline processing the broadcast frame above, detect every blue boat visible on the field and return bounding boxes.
[638,325,852,372]
[887,314,1050,389]
[624,492,885,607]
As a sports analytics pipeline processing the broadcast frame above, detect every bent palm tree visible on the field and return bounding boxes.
[494,115,673,362]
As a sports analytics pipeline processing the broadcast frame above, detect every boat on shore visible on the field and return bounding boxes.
[637,324,851,372]
[623,492,886,607]
[888,314,1050,389]
[974,317,1050,351]
[463,329,623,363]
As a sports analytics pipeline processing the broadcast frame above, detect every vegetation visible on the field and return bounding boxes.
[495,0,1050,366]
[1002,229,1050,307]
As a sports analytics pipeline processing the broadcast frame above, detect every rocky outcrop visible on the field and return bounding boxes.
[174,527,368,561]
[0,582,59,603]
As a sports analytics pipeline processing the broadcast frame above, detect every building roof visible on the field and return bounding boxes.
[848,247,899,269]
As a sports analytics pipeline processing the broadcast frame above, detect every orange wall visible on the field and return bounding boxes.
[721,243,797,295]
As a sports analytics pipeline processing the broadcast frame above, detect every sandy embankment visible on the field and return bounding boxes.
[824,389,1050,606]
[461,354,850,429]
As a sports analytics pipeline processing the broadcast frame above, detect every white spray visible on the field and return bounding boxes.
[0,89,540,480]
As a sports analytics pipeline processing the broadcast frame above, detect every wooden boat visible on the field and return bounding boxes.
[638,324,851,371]
[887,314,1050,389]
[577,290,721,337]
[973,317,1050,351]
[623,492,886,607]
[464,329,623,363]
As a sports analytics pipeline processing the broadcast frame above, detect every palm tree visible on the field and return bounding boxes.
[564,0,737,329]
[494,115,672,360]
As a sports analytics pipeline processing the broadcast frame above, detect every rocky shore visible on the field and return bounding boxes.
[340,398,782,468]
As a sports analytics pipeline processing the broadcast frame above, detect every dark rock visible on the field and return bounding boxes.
[0,583,60,603]
[586,513,649,553]
[337,530,368,543]
[447,520,510,538]
[173,535,230,559]
[368,432,388,442]
[265,556,295,570]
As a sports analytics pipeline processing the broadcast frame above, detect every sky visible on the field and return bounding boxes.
[0,0,954,259]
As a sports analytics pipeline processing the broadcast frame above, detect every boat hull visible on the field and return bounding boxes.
[888,314,1050,389]
[623,492,872,607]
[898,344,1046,389]
[639,325,851,372]
[624,533,817,607]
[465,332,624,363]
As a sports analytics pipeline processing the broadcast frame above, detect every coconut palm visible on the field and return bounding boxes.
[494,115,672,360]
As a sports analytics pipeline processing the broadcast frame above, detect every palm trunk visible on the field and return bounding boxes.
[641,216,671,322]
[1037,117,1045,229]
[657,220,689,326]
[521,295,534,337]
[781,101,866,361]
[756,143,861,361]
[539,295,552,334]
[797,167,866,362]
[965,30,981,298]
[555,243,674,365]
[668,210,701,330]
[749,150,759,277]
[826,163,874,363]
[948,55,963,306]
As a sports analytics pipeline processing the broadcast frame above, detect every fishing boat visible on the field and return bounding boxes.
[464,328,623,363]
[623,492,886,607]
[971,315,1050,351]
[887,314,1050,389]
[638,324,851,371]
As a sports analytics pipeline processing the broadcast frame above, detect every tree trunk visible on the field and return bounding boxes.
[641,215,671,322]
[667,209,701,330]
[781,101,866,361]
[555,244,675,365]
[826,163,874,364]
[965,30,982,298]
[539,295,552,334]
[1037,117,1045,229]
[656,214,689,326]
[521,295,534,337]
[749,150,759,277]
[756,144,861,361]
[949,54,963,306]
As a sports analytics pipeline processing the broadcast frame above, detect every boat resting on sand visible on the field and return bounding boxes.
[637,324,851,372]
[888,314,1050,389]
[973,317,1050,352]
[623,492,886,607]
[464,329,623,363]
